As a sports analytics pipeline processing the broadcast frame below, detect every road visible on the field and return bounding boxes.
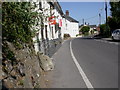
[46,37,119,89]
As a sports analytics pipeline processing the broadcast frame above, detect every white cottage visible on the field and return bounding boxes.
[62,10,79,37]
[32,1,79,55]
[32,0,64,55]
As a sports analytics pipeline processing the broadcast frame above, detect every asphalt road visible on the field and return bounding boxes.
[46,37,119,89]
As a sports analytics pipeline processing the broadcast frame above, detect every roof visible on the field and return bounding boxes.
[64,15,79,23]
[89,25,97,28]
[54,2,64,16]
[48,0,64,17]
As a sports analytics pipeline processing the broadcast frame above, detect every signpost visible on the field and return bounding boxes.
[59,19,62,27]
[49,16,56,25]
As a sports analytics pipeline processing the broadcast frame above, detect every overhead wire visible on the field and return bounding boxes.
[83,6,104,21]
[79,2,110,25]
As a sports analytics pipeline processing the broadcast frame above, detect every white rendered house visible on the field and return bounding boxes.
[62,10,79,38]
[32,1,79,54]
[32,0,64,54]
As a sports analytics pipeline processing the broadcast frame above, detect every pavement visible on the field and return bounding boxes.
[46,39,87,88]
[48,39,62,58]
[46,37,119,89]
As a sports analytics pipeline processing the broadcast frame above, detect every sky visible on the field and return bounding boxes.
[58,2,111,26]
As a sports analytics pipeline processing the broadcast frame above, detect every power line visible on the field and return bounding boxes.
[85,15,98,20]
[79,2,106,25]
[82,7,104,21]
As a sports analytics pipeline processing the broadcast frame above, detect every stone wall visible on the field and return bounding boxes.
[2,41,43,89]
[40,38,62,57]
[48,38,62,57]
[1,38,62,89]
[38,38,62,57]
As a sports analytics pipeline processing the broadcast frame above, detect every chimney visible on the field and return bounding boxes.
[66,10,69,16]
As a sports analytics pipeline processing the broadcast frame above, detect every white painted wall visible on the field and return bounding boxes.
[62,19,79,38]
[32,0,79,53]
[61,18,66,39]
[69,22,79,37]
[32,0,51,53]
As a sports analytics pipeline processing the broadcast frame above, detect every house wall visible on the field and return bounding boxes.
[32,1,51,53]
[32,0,79,55]
[61,18,66,39]
[32,0,63,55]
[63,19,79,37]
[69,22,79,37]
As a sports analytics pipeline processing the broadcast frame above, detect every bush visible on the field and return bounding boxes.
[64,34,71,39]
[84,32,89,36]
[2,2,38,47]
[76,34,80,37]
[100,24,110,37]
[80,26,90,35]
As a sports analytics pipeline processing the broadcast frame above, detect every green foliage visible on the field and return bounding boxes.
[2,42,15,61]
[18,79,24,86]
[108,16,118,32]
[2,2,39,46]
[76,34,80,37]
[110,1,120,19]
[63,34,70,39]
[90,30,94,35]
[80,26,90,35]
[100,24,110,37]
[109,1,120,29]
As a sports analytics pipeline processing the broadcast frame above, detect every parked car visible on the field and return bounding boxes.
[112,29,120,41]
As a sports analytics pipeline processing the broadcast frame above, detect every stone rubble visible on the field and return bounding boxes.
[2,41,54,89]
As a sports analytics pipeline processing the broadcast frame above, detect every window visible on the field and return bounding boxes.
[50,6,53,15]
[55,23,59,33]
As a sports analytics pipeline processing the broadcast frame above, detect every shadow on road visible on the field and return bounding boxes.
[77,36,101,40]
[106,40,120,43]
[77,36,120,43]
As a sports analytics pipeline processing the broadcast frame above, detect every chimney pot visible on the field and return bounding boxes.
[66,10,69,16]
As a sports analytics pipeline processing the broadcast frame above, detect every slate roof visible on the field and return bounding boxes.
[48,0,79,23]
[64,15,79,23]
[48,1,64,17]
[54,2,64,16]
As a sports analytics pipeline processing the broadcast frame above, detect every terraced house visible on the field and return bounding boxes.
[32,0,79,56]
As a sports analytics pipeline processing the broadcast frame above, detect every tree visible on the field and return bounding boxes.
[108,16,118,32]
[2,2,36,44]
[100,24,110,37]
[109,1,120,30]
[2,2,45,48]
[80,26,90,35]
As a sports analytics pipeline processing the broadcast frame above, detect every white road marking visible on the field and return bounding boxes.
[70,40,94,89]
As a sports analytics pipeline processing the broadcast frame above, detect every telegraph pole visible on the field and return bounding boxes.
[99,13,101,25]
[105,1,108,30]
[83,19,84,26]
[99,13,101,34]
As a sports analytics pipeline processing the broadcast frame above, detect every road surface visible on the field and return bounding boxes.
[46,37,119,89]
